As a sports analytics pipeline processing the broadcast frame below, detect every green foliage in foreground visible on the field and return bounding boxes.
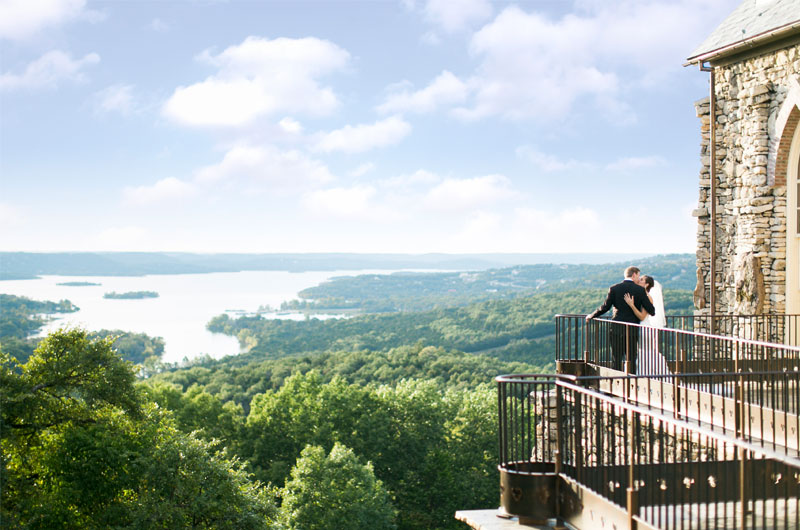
[3,330,505,530]
[149,350,509,529]
[280,443,396,530]
[238,372,497,529]
[1,330,276,529]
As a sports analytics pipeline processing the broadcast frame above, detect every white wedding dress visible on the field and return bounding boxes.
[638,281,671,375]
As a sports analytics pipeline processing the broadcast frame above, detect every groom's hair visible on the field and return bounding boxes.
[624,266,640,278]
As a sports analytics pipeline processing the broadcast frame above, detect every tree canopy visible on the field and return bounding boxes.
[1,330,276,529]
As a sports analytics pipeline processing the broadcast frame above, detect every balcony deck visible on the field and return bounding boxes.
[460,314,800,530]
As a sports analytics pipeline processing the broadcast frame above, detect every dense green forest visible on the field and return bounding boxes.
[151,343,539,411]
[3,330,506,529]
[283,253,694,312]
[212,287,694,369]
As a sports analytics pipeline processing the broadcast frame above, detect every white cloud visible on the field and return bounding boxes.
[515,205,600,231]
[423,0,493,33]
[313,116,411,154]
[0,202,24,227]
[574,0,739,74]
[92,225,148,250]
[279,117,303,134]
[377,70,468,114]
[303,185,377,219]
[516,146,590,172]
[0,0,86,40]
[148,18,168,32]
[508,206,601,250]
[606,155,666,171]
[445,205,604,253]
[163,36,349,127]
[424,174,516,211]
[380,169,440,189]
[0,50,99,90]
[459,210,500,238]
[194,144,334,186]
[350,162,375,177]
[124,177,196,204]
[448,1,739,122]
[454,6,618,121]
[94,84,135,115]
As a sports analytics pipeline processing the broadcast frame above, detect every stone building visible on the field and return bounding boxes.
[686,0,800,318]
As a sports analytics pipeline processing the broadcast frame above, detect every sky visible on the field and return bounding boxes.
[0,0,742,255]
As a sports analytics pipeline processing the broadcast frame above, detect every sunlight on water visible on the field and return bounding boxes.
[1,270,374,363]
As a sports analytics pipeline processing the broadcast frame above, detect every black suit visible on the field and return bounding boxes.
[587,279,656,372]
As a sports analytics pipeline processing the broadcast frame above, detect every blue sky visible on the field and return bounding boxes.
[0,0,741,254]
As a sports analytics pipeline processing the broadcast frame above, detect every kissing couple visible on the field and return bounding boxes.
[585,266,666,373]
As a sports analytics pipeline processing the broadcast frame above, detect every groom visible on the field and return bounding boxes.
[585,266,655,372]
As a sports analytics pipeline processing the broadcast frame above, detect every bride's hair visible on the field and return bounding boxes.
[642,275,655,293]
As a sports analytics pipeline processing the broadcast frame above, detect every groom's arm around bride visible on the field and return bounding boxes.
[585,266,655,371]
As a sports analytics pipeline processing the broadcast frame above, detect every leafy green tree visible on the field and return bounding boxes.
[144,381,245,446]
[280,443,396,530]
[241,372,497,530]
[1,329,276,529]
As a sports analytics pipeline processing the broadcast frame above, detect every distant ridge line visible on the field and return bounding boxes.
[0,251,679,280]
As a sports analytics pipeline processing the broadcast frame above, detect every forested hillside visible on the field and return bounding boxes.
[284,253,694,312]
[211,287,694,369]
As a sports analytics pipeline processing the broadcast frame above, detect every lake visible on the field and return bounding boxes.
[0,270,379,363]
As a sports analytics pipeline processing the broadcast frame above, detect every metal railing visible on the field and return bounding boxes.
[498,372,800,529]
[556,315,800,375]
[666,314,800,345]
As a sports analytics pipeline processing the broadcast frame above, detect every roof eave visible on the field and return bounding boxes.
[684,20,800,66]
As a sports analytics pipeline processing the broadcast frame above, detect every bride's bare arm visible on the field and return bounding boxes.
[623,292,648,321]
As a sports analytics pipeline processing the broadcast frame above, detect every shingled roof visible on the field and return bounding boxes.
[686,0,800,64]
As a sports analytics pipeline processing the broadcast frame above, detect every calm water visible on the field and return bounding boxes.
[0,270,374,363]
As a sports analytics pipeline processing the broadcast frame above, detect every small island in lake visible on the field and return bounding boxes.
[104,291,159,300]
[57,281,101,286]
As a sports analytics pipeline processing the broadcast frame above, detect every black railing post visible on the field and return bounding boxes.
[498,377,506,467]
[554,382,563,520]
[573,391,583,484]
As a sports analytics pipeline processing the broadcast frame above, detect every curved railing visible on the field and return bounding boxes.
[497,372,800,529]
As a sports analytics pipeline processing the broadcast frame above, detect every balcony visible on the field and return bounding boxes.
[457,314,800,530]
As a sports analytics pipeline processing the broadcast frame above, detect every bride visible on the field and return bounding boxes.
[623,275,670,375]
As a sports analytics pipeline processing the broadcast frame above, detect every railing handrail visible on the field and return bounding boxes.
[556,314,800,352]
[498,370,800,384]
[556,313,800,317]
[555,377,800,467]
[667,313,800,317]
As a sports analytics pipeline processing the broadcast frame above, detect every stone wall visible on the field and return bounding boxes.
[693,43,800,315]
